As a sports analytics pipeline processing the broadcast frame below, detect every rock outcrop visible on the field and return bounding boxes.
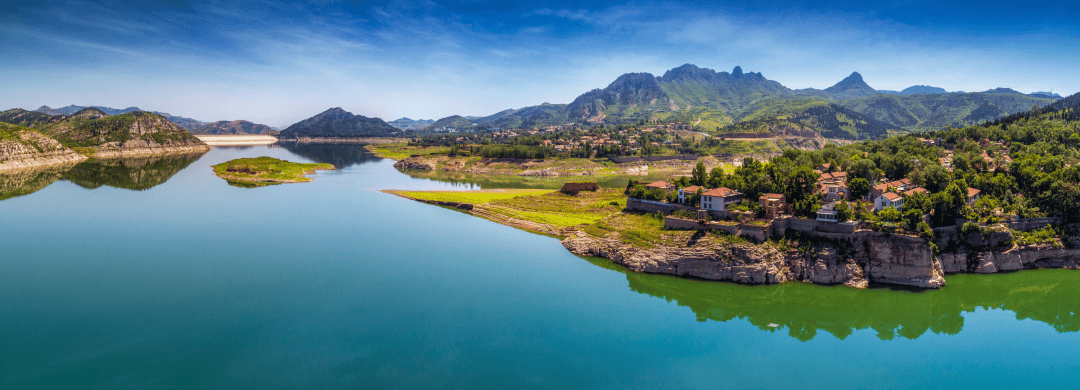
[0,123,88,172]
[562,228,957,289]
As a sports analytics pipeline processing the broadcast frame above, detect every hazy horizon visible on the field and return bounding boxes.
[3,0,1078,127]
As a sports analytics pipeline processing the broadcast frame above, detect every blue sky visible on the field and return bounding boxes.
[2,0,1078,127]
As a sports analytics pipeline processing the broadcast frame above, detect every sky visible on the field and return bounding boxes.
[2,0,1078,127]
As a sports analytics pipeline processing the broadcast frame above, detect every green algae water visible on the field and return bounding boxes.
[2,145,1079,389]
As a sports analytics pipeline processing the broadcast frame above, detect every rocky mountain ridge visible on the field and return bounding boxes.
[36,105,207,130]
[0,108,209,160]
[426,63,1058,135]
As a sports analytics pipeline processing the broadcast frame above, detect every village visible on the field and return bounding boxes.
[611,135,1033,243]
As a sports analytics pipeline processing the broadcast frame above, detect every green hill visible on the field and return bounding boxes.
[840,92,1053,131]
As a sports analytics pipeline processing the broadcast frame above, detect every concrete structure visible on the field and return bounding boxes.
[701,187,742,213]
[816,203,840,222]
[875,192,904,211]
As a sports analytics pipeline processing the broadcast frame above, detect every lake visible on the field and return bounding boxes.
[2,144,1079,389]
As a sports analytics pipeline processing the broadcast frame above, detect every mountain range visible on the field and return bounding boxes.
[387,118,435,131]
[426,64,1060,139]
[279,107,399,138]
[36,105,207,131]
[0,107,207,157]
[192,120,278,135]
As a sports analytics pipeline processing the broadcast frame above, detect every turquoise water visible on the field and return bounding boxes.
[2,145,1079,389]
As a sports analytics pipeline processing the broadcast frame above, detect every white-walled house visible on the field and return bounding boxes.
[701,187,743,212]
[875,192,904,211]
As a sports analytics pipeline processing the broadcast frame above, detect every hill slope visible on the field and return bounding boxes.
[38,109,209,157]
[0,122,88,171]
[280,107,398,138]
[841,92,1053,131]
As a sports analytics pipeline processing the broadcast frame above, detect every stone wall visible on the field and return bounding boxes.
[1007,218,1057,231]
[626,197,675,214]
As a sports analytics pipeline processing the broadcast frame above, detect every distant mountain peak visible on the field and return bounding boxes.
[733,66,743,77]
[281,107,396,138]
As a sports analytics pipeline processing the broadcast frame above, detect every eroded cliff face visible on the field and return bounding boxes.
[562,232,872,288]
[563,230,949,289]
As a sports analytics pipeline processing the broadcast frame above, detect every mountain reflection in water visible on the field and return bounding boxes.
[272,142,382,168]
[585,257,1080,341]
[0,151,207,200]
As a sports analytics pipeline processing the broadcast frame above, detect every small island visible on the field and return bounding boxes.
[212,157,334,187]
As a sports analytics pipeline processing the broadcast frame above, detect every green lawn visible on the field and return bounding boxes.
[398,189,553,203]
[212,157,334,185]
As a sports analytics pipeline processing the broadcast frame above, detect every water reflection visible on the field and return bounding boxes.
[585,257,1080,341]
[272,142,382,168]
[0,164,77,201]
[62,152,207,190]
[0,152,206,200]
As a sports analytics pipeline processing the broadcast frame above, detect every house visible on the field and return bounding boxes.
[967,188,981,205]
[816,163,832,172]
[644,180,675,193]
[678,185,703,204]
[559,182,599,195]
[822,183,849,203]
[701,187,743,213]
[903,187,929,197]
[759,193,790,219]
[870,179,911,201]
[875,192,904,211]
[816,202,839,222]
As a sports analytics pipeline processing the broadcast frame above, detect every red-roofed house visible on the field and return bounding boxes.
[875,192,904,211]
[903,187,929,197]
[702,187,743,212]
[645,180,674,192]
[967,188,981,205]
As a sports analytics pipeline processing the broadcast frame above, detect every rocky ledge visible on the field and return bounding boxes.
[563,227,1080,289]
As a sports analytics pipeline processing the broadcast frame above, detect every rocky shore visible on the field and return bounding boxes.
[562,227,1078,289]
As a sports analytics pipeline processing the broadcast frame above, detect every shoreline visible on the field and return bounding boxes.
[389,187,1080,290]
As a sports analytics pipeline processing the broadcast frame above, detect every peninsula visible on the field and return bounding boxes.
[389,91,1080,289]
[212,157,335,187]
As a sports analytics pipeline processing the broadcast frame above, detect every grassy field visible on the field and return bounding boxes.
[480,189,626,228]
[397,189,553,203]
[393,187,628,235]
[212,157,334,186]
[365,143,450,160]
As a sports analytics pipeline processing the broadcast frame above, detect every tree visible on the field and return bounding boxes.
[835,201,852,222]
[691,161,707,186]
[848,178,871,200]
[879,207,901,222]
[904,209,923,230]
